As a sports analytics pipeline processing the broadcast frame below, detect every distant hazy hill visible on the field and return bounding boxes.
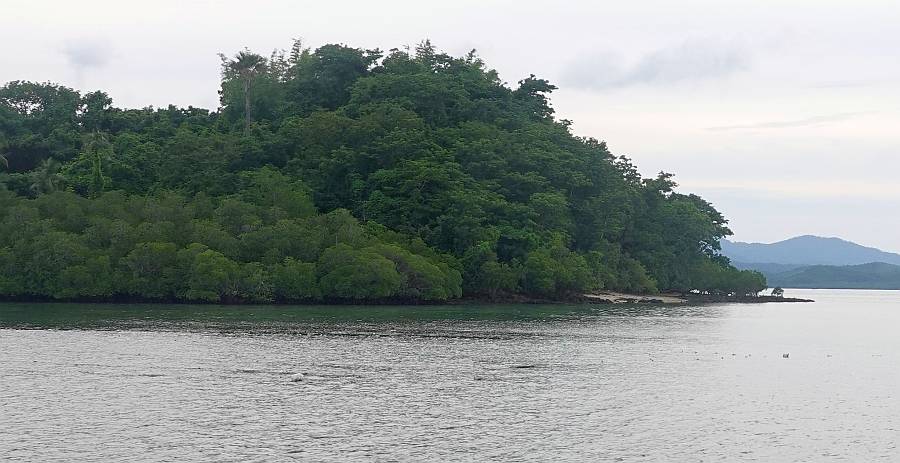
[766,262,900,290]
[724,236,900,289]
[722,235,900,266]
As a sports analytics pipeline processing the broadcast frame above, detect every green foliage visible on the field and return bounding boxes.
[184,247,242,302]
[684,258,767,296]
[0,41,761,302]
[123,242,180,298]
[317,244,403,300]
[522,244,593,297]
[461,243,521,297]
[370,243,462,300]
[271,258,320,301]
[0,181,461,303]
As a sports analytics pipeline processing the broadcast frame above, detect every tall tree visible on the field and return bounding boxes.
[28,158,63,196]
[221,51,267,131]
[82,132,112,198]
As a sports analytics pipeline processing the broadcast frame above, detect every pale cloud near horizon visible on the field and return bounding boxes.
[561,38,751,90]
[705,112,872,131]
[2,0,900,251]
[685,179,900,202]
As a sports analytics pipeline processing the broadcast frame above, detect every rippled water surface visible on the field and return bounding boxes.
[2,289,899,461]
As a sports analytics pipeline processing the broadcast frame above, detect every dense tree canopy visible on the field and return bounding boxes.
[0,40,765,303]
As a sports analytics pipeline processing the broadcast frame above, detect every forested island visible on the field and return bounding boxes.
[0,41,767,304]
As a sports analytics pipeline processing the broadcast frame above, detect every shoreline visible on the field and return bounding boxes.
[0,292,814,306]
[566,292,813,305]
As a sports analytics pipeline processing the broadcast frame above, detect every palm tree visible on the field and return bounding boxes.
[82,132,112,197]
[223,50,267,132]
[28,158,64,196]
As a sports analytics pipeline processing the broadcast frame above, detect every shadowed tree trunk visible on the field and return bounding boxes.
[243,76,252,131]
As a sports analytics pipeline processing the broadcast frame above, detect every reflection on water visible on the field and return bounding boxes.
[2,289,899,461]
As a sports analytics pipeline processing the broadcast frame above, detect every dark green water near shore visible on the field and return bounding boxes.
[2,289,899,461]
[0,300,722,331]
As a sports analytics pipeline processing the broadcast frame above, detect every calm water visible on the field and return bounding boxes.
[2,289,899,461]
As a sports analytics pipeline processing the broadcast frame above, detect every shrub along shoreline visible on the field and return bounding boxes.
[0,169,465,304]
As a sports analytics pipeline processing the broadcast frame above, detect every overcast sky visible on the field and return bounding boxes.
[3,0,899,252]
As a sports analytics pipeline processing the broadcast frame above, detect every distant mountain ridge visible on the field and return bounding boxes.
[721,235,900,266]
[723,235,900,290]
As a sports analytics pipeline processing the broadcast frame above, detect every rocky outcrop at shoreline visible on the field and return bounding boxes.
[579,292,814,305]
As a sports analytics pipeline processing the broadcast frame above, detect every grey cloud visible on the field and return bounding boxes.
[706,112,870,131]
[62,39,112,72]
[562,38,750,90]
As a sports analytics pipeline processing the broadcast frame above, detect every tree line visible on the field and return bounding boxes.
[0,40,765,303]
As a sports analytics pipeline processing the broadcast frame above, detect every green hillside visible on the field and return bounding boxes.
[0,41,765,303]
